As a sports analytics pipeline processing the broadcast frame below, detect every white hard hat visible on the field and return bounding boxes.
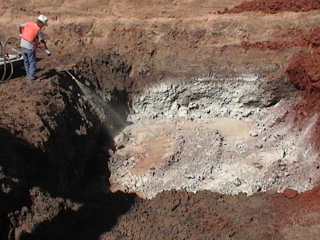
[37,15,48,25]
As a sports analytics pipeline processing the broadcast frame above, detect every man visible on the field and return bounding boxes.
[19,15,51,82]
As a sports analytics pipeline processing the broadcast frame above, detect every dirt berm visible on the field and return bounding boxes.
[2,0,320,239]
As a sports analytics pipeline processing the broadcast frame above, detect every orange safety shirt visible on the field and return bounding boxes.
[21,22,40,42]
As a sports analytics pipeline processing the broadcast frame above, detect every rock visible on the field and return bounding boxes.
[178,107,188,117]
[242,110,252,117]
[283,188,298,199]
[255,144,263,149]
[136,179,143,187]
[1,183,11,194]
[170,102,180,111]
[249,131,258,137]
[188,102,199,110]
[234,178,242,187]
[184,172,195,179]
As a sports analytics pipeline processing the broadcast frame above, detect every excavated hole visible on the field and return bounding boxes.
[106,74,320,199]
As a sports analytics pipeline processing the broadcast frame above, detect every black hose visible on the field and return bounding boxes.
[1,37,20,83]
[4,37,19,81]
[4,37,20,82]
[0,42,7,83]
[3,59,13,82]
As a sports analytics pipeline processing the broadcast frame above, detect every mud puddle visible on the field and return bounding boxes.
[126,117,249,175]
[108,79,320,199]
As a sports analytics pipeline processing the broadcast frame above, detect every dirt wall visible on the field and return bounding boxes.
[223,0,320,13]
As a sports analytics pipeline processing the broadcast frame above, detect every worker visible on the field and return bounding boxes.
[19,15,51,82]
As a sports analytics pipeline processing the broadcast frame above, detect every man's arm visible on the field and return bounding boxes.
[19,23,26,35]
[40,39,48,49]
[38,32,51,55]
[38,32,47,48]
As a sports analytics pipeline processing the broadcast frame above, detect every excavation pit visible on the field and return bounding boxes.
[3,0,320,238]
[108,76,320,199]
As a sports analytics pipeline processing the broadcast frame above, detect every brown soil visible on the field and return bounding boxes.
[1,0,320,239]
[223,0,320,13]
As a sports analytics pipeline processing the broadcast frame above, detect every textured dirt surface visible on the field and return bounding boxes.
[2,0,320,239]
[223,0,320,13]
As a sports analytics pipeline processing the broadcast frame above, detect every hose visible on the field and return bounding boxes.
[50,55,78,81]
[1,37,20,83]
[46,53,86,90]
[0,56,13,83]
[0,41,7,82]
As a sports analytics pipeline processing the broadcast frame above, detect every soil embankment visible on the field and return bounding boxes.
[1,0,320,239]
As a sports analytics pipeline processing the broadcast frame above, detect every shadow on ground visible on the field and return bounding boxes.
[20,191,135,240]
[0,122,136,240]
[0,72,136,239]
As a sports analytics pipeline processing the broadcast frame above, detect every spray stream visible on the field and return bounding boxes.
[51,55,128,137]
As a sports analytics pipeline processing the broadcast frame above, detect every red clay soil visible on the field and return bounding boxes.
[285,48,320,153]
[224,0,320,13]
[104,187,320,239]
[13,187,320,239]
[287,52,320,91]
[234,17,320,156]
[3,0,320,239]
[239,28,320,51]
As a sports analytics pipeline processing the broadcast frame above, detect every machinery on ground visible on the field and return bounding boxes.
[0,37,23,83]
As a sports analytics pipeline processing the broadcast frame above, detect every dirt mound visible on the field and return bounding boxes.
[239,40,297,51]
[286,52,320,91]
[238,28,320,52]
[285,28,320,90]
[101,188,320,239]
[223,0,320,13]
[285,28,320,164]
[3,0,320,239]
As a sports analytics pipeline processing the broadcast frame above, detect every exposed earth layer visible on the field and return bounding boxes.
[1,0,320,239]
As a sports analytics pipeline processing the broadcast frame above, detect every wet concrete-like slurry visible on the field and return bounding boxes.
[108,76,318,199]
[2,0,320,239]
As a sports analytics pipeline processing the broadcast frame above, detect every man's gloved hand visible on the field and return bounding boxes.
[44,49,51,56]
